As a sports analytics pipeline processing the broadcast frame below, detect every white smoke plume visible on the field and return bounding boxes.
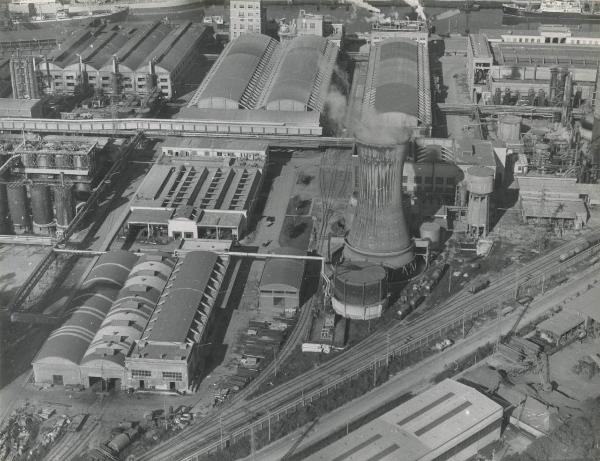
[324,89,348,134]
[404,0,427,21]
[355,109,414,146]
[345,0,380,14]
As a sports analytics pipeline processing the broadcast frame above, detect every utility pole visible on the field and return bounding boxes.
[373,361,376,387]
[268,409,271,442]
[220,413,223,449]
[386,332,390,366]
[273,346,278,377]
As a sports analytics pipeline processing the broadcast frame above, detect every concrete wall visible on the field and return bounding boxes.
[125,358,191,392]
[33,361,81,386]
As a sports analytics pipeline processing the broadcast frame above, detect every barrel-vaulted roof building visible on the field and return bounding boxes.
[188,33,338,114]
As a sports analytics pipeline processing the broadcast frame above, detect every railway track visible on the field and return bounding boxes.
[138,235,597,461]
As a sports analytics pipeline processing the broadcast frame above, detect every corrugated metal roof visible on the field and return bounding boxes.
[259,247,305,292]
[373,39,419,117]
[492,43,600,68]
[536,311,584,337]
[156,23,207,72]
[33,251,138,366]
[264,36,328,109]
[195,33,272,105]
[143,251,220,343]
[119,22,172,72]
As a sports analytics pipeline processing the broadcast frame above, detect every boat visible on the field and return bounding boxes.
[12,6,128,25]
[502,0,600,20]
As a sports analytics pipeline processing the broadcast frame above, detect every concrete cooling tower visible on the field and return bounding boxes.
[344,139,415,270]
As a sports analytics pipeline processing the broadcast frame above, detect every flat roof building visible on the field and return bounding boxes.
[259,247,305,317]
[0,98,43,118]
[161,137,268,163]
[307,379,503,461]
[125,160,262,243]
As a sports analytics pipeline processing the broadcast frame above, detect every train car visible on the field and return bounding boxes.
[469,278,490,294]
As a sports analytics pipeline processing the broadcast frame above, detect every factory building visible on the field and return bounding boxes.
[33,250,228,392]
[278,10,344,44]
[467,26,600,104]
[32,250,138,387]
[517,175,589,230]
[229,0,266,40]
[126,251,227,392]
[188,33,338,116]
[307,379,504,461]
[32,21,211,99]
[0,135,107,235]
[125,160,262,243]
[161,137,268,163]
[367,19,429,44]
[361,37,432,130]
[259,247,305,317]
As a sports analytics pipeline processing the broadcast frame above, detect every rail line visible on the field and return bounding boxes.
[138,235,599,461]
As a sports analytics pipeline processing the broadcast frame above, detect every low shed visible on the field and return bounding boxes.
[536,311,585,345]
[259,247,305,316]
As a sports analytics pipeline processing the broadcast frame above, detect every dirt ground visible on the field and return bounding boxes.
[0,244,48,306]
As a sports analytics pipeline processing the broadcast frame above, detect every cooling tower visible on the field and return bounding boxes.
[344,139,414,269]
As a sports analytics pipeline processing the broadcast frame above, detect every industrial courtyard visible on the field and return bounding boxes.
[0,1,600,461]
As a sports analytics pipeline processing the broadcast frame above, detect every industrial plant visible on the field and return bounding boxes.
[0,2,599,461]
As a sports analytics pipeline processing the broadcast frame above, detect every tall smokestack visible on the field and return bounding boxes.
[344,139,414,269]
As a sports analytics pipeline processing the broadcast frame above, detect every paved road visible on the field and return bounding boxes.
[137,233,599,461]
[241,267,600,461]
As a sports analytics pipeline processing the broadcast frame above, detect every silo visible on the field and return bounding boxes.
[344,138,414,270]
[29,184,54,234]
[0,184,10,234]
[419,222,442,247]
[497,115,521,143]
[332,262,388,320]
[54,185,75,230]
[466,166,494,237]
[7,184,31,234]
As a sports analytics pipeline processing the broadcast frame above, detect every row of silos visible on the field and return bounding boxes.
[0,183,75,235]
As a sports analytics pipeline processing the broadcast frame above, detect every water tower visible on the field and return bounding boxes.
[466,166,494,237]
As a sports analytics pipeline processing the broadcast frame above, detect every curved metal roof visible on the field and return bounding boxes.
[33,288,119,365]
[374,39,419,117]
[194,34,275,106]
[259,247,305,292]
[264,36,329,109]
[82,256,175,367]
[84,250,139,288]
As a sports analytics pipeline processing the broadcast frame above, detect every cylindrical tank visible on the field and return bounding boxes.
[344,139,414,270]
[29,184,54,234]
[332,261,388,320]
[36,152,50,169]
[466,166,494,195]
[419,222,442,246]
[107,433,131,453]
[54,185,75,229]
[497,115,521,143]
[74,154,89,170]
[0,184,10,234]
[7,184,31,234]
[21,152,34,168]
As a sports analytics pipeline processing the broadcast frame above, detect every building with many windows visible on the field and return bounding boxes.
[229,0,265,39]
[24,21,212,100]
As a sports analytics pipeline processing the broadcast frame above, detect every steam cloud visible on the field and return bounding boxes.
[355,110,413,146]
[344,0,380,13]
[404,0,427,21]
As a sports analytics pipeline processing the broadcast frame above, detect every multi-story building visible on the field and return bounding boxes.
[229,0,265,39]
[34,21,211,100]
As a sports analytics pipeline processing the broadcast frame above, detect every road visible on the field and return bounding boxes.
[136,233,599,461]
[241,266,600,461]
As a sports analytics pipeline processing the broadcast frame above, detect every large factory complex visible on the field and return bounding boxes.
[0,2,600,460]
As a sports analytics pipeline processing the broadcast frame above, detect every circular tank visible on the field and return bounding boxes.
[54,185,75,229]
[74,154,89,170]
[29,184,54,234]
[36,153,50,168]
[7,184,31,233]
[497,115,521,143]
[419,222,442,245]
[466,166,494,195]
[332,261,387,320]
[0,185,10,234]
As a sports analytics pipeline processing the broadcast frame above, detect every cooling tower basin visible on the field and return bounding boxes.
[344,139,415,270]
[332,261,388,320]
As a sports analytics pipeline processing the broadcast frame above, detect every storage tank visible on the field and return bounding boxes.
[0,184,10,234]
[332,261,388,320]
[29,184,54,234]
[54,185,75,230]
[7,184,31,234]
[20,152,34,168]
[419,222,442,246]
[466,166,494,195]
[36,152,51,169]
[497,115,521,143]
[107,433,131,453]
